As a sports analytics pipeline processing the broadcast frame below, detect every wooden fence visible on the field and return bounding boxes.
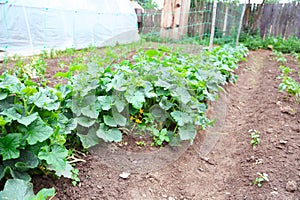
[140,2,300,39]
[244,3,300,38]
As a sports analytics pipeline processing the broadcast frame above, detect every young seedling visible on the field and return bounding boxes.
[151,128,170,147]
[272,50,287,64]
[136,141,146,147]
[71,168,81,186]
[254,172,269,187]
[249,129,261,147]
[277,66,300,102]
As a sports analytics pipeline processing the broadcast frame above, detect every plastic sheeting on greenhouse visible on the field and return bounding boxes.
[0,0,139,57]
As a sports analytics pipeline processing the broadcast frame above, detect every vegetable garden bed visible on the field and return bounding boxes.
[0,43,248,198]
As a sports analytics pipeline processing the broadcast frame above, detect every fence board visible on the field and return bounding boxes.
[297,4,300,38]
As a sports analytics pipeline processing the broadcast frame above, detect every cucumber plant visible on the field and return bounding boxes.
[277,66,300,102]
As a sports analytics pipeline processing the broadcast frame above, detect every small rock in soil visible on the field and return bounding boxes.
[270,191,279,198]
[285,180,297,192]
[119,172,131,179]
[266,128,274,134]
[168,196,175,200]
[280,105,296,115]
[279,140,287,144]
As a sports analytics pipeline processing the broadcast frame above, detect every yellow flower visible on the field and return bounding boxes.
[130,116,134,120]
[135,118,142,124]
[139,109,144,114]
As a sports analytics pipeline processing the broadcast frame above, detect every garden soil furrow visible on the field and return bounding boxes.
[32,50,300,200]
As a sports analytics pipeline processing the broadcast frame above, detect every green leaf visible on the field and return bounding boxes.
[52,162,73,179]
[0,74,21,85]
[81,103,98,119]
[75,116,95,128]
[172,87,191,104]
[145,49,161,57]
[0,166,11,180]
[111,74,127,91]
[170,111,193,126]
[112,111,127,126]
[125,90,145,109]
[38,145,68,171]
[0,179,35,200]
[77,127,99,148]
[143,81,157,98]
[30,187,55,200]
[178,124,197,141]
[103,115,118,127]
[1,151,37,182]
[155,79,172,89]
[105,128,122,142]
[167,133,182,146]
[10,170,31,182]
[22,87,38,97]
[159,96,174,110]
[1,108,38,126]
[0,74,24,93]
[20,117,53,145]
[54,71,69,79]
[0,133,22,160]
[96,124,122,142]
[98,96,113,111]
[13,151,39,171]
[29,91,60,111]
[58,114,77,134]
[0,179,55,200]
[0,116,7,126]
[0,92,8,100]
[149,105,168,122]
[114,98,126,112]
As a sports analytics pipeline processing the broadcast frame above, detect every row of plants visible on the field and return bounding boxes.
[142,31,300,54]
[277,64,300,103]
[272,49,300,102]
[239,34,300,53]
[0,44,248,198]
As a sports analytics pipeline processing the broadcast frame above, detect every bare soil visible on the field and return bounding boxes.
[29,50,300,199]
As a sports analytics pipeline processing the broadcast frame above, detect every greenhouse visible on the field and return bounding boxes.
[0,0,139,56]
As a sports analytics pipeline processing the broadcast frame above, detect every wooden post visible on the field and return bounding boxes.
[179,0,191,36]
[198,0,205,40]
[209,0,217,51]
[236,1,247,46]
[160,0,191,40]
[222,5,229,37]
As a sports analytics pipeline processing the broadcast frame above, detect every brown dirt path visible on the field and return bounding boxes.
[33,50,300,200]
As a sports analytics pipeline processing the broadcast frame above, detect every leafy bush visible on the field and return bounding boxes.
[142,31,300,54]
[136,0,158,9]
[68,45,248,148]
[240,34,300,53]
[0,74,75,198]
